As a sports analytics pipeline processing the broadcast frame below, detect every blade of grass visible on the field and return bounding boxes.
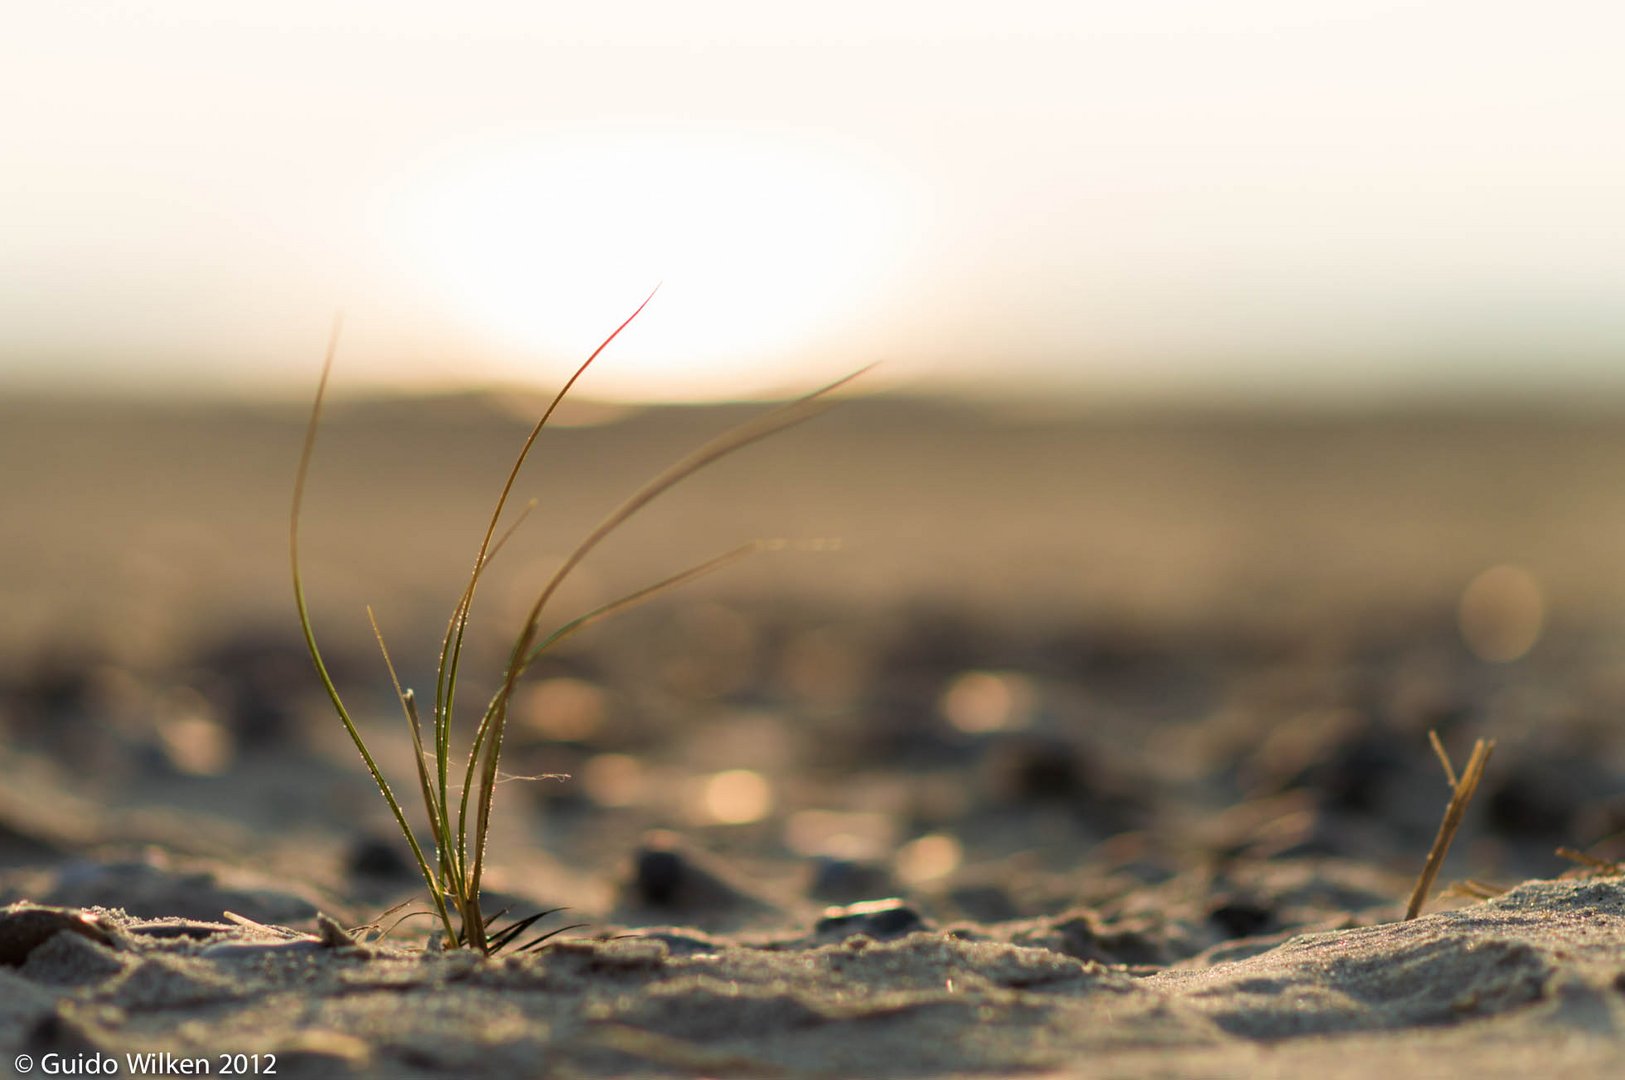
[296,297,866,953]
[523,541,767,665]
[515,923,589,953]
[424,495,538,902]
[290,319,457,947]
[455,393,852,883]
[484,907,568,953]
[433,288,660,828]
[431,290,665,954]
[366,608,460,898]
[449,541,765,860]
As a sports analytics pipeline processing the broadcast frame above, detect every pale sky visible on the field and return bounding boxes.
[5,2,1625,402]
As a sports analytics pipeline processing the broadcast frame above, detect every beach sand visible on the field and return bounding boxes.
[2,393,1624,1076]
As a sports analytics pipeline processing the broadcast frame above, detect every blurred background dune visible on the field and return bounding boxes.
[6,390,1625,672]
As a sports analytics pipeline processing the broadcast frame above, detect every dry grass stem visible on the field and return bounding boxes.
[1440,879,1508,901]
[1555,846,1624,875]
[1404,734,1495,920]
[1426,729,1457,787]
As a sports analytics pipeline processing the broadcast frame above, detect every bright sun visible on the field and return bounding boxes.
[390,132,916,398]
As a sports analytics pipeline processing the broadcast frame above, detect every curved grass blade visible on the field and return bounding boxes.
[296,300,865,954]
[290,320,457,947]
[523,541,766,666]
[366,612,444,838]
[447,542,763,873]
[433,289,660,826]
[514,923,590,954]
[366,609,462,909]
[411,496,538,904]
[484,907,569,953]
[463,364,873,903]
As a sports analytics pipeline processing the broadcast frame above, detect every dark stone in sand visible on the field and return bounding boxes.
[616,831,784,931]
[1484,771,1575,838]
[25,1010,111,1059]
[1207,897,1275,939]
[191,628,341,747]
[977,732,1145,829]
[633,846,686,905]
[814,898,928,940]
[808,856,897,904]
[1023,912,1172,968]
[635,929,729,956]
[0,903,115,966]
[1037,621,1165,680]
[347,835,419,880]
[945,883,1022,922]
[6,646,101,723]
[0,813,65,866]
[1307,730,1413,816]
[986,733,1087,801]
[120,918,232,941]
[847,692,967,766]
[880,606,991,677]
[1482,748,1621,843]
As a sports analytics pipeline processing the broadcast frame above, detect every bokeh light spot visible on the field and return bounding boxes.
[784,809,898,860]
[701,768,774,825]
[894,833,963,885]
[153,686,233,776]
[940,671,1035,734]
[516,677,606,742]
[1458,564,1545,662]
[581,753,646,808]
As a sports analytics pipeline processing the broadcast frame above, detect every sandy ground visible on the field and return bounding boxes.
[3,391,1625,1076]
[3,876,1624,1078]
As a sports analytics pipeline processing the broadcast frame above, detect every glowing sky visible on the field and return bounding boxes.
[6,2,1625,401]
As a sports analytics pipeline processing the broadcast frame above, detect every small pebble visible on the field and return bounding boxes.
[633,845,687,906]
[814,898,928,940]
[346,836,417,880]
[617,831,782,926]
[1207,898,1275,939]
[0,904,115,966]
[121,919,232,941]
[808,857,897,904]
[200,938,323,960]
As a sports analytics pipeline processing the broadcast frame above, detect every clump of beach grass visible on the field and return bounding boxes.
[291,295,864,953]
